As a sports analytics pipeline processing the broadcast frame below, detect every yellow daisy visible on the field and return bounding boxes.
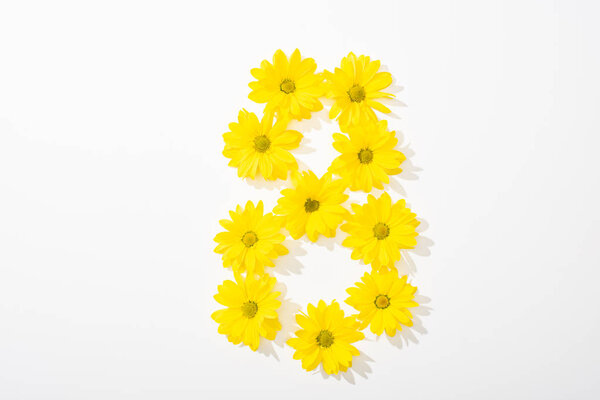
[249,49,325,121]
[273,171,348,242]
[329,120,406,192]
[223,109,302,180]
[212,273,282,351]
[214,200,288,276]
[324,52,394,126]
[345,270,418,336]
[287,300,364,375]
[341,192,419,271]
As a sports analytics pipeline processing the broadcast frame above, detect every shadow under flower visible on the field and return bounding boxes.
[257,280,301,360]
[301,229,346,252]
[315,351,375,383]
[396,217,434,277]
[293,135,317,155]
[386,129,423,197]
[288,108,330,135]
[372,64,406,121]
[396,130,422,181]
[272,239,307,276]
[273,295,301,349]
[244,176,289,192]
[385,292,432,349]
[257,337,280,361]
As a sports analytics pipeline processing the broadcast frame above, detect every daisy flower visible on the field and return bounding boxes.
[223,109,302,180]
[273,171,348,242]
[324,52,394,126]
[212,273,282,351]
[329,120,406,192]
[341,192,419,271]
[249,49,325,121]
[287,300,364,375]
[345,270,418,336]
[214,200,288,276]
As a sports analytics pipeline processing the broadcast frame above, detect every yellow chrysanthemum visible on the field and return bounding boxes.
[249,49,325,121]
[345,270,418,336]
[341,192,419,271]
[212,273,282,351]
[324,52,394,126]
[223,109,302,180]
[287,300,364,375]
[273,171,348,242]
[329,120,405,192]
[214,200,288,275]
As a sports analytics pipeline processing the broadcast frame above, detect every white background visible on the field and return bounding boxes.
[1,1,599,399]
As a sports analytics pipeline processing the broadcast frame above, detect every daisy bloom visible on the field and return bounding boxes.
[329,120,406,192]
[249,49,325,121]
[223,109,302,180]
[324,52,394,126]
[287,300,364,375]
[212,273,282,351]
[273,171,348,242]
[345,270,418,336]
[214,200,288,275]
[341,192,419,271]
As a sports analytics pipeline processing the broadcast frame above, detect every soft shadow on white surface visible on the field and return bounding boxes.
[272,295,300,348]
[355,123,420,198]
[244,176,289,191]
[301,231,346,252]
[412,218,434,257]
[395,130,422,181]
[296,158,313,174]
[257,280,300,360]
[288,108,330,135]
[293,135,317,155]
[377,64,407,120]
[257,337,280,361]
[388,176,409,197]
[388,132,422,197]
[272,239,307,276]
[396,218,434,277]
[385,293,432,349]
[315,352,375,384]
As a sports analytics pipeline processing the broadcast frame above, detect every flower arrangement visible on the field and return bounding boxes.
[212,49,426,376]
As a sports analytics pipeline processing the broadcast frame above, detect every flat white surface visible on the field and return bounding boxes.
[1,1,599,399]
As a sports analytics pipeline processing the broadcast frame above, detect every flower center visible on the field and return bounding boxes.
[374,294,390,309]
[316,330,334,348]
[280,79,296,94]
[373,223,390,240]
[241,231,258,247]
[304,198,320,213]
[358,148,374,164]
[253,135,271,153]
[348,84,366,102]
[241,301,258,318]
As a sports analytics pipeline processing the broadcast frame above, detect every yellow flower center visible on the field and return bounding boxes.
[374,294,390,309]
[348,84,366,102]
[253,135,271,153]
[373,223,390,240]
[241,301,258,318]
[280,79,296,94]
[304,198,320,213]
[316,330,334,348]
[241,231,258,247]
[358,148,374,164]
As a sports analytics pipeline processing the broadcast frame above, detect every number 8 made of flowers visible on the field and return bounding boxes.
[212,49,426,376]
